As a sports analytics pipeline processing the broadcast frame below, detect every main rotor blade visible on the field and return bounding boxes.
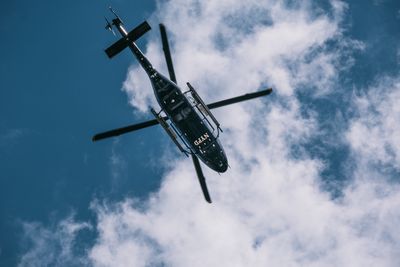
[92,118,162,142]
[92,89,272,141]
[207,88,273,110]
[159,24,177,83]
[151,25,212,203]
[192,155,212,203]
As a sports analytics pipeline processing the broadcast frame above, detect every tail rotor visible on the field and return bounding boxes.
[104,17,116,36]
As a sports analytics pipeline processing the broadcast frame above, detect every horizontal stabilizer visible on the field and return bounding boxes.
[105,21,151,59]
[105,37,128,58]
[127,21,151,43]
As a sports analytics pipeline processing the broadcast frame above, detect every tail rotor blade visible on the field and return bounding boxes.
[104,17,116,36]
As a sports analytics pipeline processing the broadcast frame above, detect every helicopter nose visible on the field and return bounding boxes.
[206,148,228,173]
[205,157,228,173]
[214,159,228,173]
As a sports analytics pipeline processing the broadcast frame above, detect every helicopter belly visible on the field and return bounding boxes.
[172,108,228,173]
[150,72,228,173]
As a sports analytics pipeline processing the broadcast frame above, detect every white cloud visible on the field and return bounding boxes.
[17,0,400,266]
[123,0,352,111]
[82,85,400,266]
[347,76,400,170]
[18,215,91,267]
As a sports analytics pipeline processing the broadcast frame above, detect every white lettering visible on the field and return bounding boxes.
[193,133,210,146]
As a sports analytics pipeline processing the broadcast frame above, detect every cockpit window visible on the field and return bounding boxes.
[182,107,191,117]
[173,106,191,122]
[174,113,183,121]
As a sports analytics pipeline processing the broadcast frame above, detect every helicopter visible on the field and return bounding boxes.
[93,7,273,203]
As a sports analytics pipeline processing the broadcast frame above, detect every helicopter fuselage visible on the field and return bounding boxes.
[114,19,228,173]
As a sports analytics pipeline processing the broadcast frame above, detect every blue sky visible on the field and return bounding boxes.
[1,0,400,266]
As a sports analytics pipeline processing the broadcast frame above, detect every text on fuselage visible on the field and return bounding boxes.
[194,133,210,146]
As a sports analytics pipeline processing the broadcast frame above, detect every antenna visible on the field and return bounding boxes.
[109,6,123,23]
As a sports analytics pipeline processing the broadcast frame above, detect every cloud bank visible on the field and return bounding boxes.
[18,1,400,266]
[18,215,91,267]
